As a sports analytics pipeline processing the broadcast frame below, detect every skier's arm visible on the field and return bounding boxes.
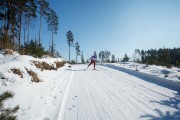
[89,56,93,60]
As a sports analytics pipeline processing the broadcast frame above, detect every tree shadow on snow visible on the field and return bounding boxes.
[141,92,180,120]
[104,64,180,92]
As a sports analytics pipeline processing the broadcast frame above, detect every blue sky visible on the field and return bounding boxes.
[32,0,180,61]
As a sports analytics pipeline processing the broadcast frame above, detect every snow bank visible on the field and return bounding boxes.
[112,62,180,82]
[0,51,67,119]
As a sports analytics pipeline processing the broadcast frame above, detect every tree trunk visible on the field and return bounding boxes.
[4,5,11,48]
[39,13,42,45]
[12,23,15,47]
[69,45,70,62]
[1,3,5,46]
[2,3,6,48]
[4,28,8,48]
[18,15,22,50]
[27,15,30,43]
[76,54,77,63]
[52,32,54,56]
[23,16,27,45]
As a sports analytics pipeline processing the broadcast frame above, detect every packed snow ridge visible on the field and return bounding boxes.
[0,49,180,120]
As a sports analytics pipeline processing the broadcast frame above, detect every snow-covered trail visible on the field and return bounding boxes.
[57,64,180,120]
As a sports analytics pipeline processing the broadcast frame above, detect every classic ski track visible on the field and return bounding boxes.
[87,67,147,119]
[83,72,101,120]
[85,74,127,120]
[83,72,124,120]
[87,71,129,120]
[96,66,176,118]
[57,65,177,120]
[101,67,168,98]
[97,66,176,117]
[98,66,172,98]
[57,70,74,120]
[88,70,148,119]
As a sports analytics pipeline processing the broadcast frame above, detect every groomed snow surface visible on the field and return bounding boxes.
[0,52,180,120]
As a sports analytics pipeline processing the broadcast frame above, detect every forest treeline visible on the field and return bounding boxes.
[0,0,58,56]
[133,48,180,68]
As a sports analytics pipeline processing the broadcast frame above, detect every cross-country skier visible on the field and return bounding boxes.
[87,51,97,70]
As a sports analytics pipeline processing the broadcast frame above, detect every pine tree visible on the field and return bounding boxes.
[75,42,81,63]
[66,31,74,62]
[99,51,105,63]
[37,0,49,45]
[122,53,130,62]
[104,51,111,62]
[24,39,45,57]
[0,91,19,120]
[25,0,37,43]
[111,54,115,63]
[81,51,85,64]
[46,8,58,56]
[138,47,180,68]
[0,0,21,48]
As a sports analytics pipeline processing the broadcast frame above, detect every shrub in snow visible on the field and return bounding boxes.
[42,62,51,70]
[70,60,76,64]
[32,61,66,71]
[11,69,23,78]
[0,91,19,120]
[55,61,66,69]
[25,68,41,83]
[32,61,52,71]
[22,40,45,58]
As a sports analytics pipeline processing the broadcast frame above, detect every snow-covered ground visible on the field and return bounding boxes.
[0,51,180,120]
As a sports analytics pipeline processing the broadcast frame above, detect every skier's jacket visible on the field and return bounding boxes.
[89,54,97,61]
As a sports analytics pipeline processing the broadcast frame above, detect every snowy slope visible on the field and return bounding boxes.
[0,50,66,119]
[0,52,180,120]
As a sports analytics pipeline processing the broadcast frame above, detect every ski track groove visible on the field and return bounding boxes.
[57,70,74,120]
[88,68,142,120]
[79,74,93,120]
[86,76,125,120]
[83,73,101,120]
[88,71,132,120]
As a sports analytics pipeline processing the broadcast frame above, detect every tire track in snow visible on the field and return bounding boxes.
[57,70,74,120]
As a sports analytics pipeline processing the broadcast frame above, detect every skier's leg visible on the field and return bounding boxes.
[93,60,95,69]
[87,60,92,68]
[94,61,96,69]
[87,63,91,68]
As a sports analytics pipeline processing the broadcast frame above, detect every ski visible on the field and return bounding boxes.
[83,68,99,71]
